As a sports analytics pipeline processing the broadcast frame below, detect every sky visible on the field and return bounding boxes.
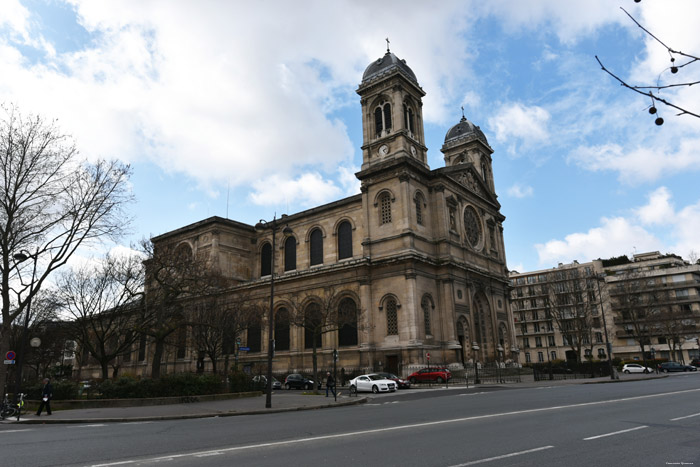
[1,0,699,273]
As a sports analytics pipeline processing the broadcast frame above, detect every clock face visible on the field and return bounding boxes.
[378,144,389,156]
[410,146,417,156]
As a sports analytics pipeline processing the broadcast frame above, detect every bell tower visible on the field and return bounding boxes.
[356,45,428,171]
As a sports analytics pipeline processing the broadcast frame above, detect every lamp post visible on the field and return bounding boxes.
[650,347,657,374]
[255,216,292,409]
[595,274,617,380]
[497,345,504,383]
[12,249,38,403]
[472,343,480,384]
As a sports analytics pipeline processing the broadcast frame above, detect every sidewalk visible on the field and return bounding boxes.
[4,373,668,425]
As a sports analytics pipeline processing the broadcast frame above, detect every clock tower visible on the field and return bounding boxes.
[356,46,428,171]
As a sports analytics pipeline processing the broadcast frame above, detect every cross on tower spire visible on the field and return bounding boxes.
[386,37,390,53]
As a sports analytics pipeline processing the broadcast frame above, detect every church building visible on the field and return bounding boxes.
[144,48,515,377]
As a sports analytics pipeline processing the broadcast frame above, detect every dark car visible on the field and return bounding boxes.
[284,373,315,390]
[690,359,700,368]
[658,362,697,373]
[376,372,411,389]
[407,367,452,384]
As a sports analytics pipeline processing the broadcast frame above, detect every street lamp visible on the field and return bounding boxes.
[12,249,38,403]
[497,345,504,383]
[595,274,617,380]
[650,347,657,374]
[472,343,480,384]
[255,216,292,409]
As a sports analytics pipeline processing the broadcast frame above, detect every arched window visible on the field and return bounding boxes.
[337,221,353,260]
[247,322,261,353]
[309,229,323,266]
[481,160,489,182]
[260,242,272,276]
[374,101,392,137]
[414,192,425,226]
[275,308,290,352]
[421,296,432,336]
[386,297,398,336]
[284,236,296,271]
[304,303,322,349]
[379,192,392,225]
[174,243,193,261]
[338,298,358,347]
[403,103,415,134]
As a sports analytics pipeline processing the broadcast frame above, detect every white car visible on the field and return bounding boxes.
[622,363,653,374]
[349,374,397,394]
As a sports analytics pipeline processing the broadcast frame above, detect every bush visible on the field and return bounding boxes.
[25,380,79,400]
[97,373,226,399]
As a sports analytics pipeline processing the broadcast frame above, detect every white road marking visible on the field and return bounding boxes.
[0,428,32,433]
[68,424,106,429]
[90,388,700,467]
[122,422,154,425]
[447,446,555,466]
[583,425,648,440]
[670,412,700,421]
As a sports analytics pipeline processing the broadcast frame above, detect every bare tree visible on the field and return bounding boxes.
[287,285,361,393]
[137,239,230,379]
[543,270,596,364]
[596,7,700,125]
[189,294,259,375]
[0,105,132,392]
[52,254,143,380]
[611,269,658,368]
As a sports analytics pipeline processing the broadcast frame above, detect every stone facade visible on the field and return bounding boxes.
[83,49,513,380]
[510,252,700,366]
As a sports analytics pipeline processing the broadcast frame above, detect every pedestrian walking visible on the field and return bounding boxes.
[325,372,336,397]
[36,378,53,416]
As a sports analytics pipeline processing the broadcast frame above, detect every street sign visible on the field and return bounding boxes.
[426,352,430,361]
[239,346,250,351]
[4,360,15,365]
[6,351,16,360]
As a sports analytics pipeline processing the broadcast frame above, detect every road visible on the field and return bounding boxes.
[2,373,699,467]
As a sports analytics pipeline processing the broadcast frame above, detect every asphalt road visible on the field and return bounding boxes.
[2,373,699,467]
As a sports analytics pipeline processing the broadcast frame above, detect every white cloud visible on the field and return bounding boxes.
[488,102,550,155]
[634,187,675,226]
[535,187,700,266]
[535,216,659,266]
[507,184,534,198]
[568,138,700,184]
[0,0,477,204]
[249,172,343,209]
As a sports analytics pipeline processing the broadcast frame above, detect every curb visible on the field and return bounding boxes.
[13,397,369,425]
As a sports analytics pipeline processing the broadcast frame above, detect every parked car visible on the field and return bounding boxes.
[348,374,397,394]
[690,359,700,368]
[252,375,282,390]
[657,362,697,373]
[622,363,653,374]
[375,372,411,389]
[407,367,452,384]
[284,373,315,390]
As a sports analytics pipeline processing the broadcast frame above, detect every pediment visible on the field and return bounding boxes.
[441,165,496,203]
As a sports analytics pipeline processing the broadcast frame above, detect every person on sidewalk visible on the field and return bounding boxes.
[325,372,336,398]
[36,378,53,416]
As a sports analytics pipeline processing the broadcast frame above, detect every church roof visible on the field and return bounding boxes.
[444,116,489,146]
[361,51,418,85]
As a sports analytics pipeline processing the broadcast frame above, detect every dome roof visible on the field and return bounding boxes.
[361,51,418,85]
[444,116,488,145]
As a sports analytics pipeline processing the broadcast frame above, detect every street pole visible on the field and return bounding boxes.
[472,343,480,384]
[12,249,38,404]
[333,349,338,402]
[256,216,292,409]
[596,274,617,380]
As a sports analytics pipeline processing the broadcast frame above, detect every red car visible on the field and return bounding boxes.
[408,367,452,384]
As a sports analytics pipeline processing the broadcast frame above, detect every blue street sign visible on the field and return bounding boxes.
[239,346,250,351]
